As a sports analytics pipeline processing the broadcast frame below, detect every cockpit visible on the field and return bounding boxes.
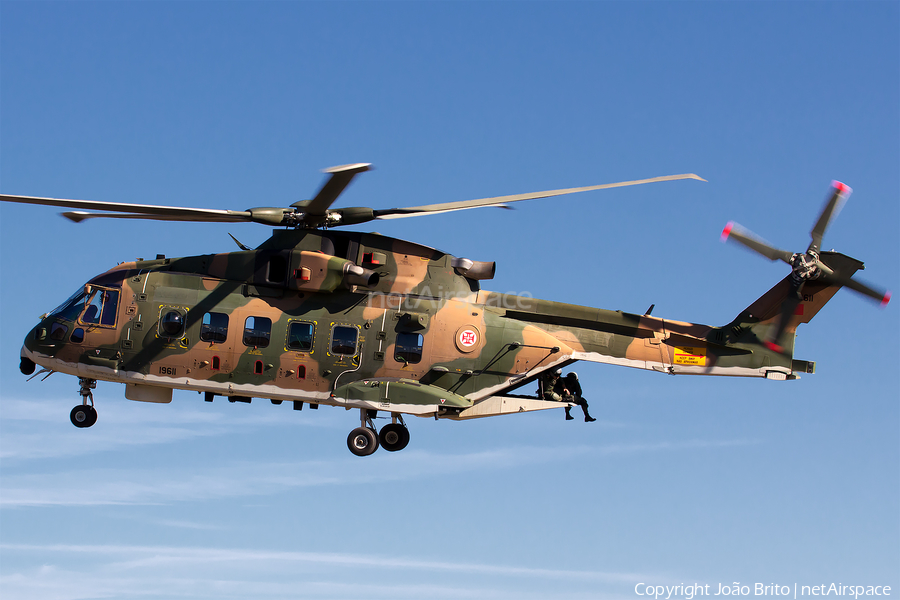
[26,285,122,358]
[50,285,120,326]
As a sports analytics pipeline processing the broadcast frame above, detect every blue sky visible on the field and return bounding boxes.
[1,2,897,599]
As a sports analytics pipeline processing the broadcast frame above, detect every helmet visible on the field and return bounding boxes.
[553,369,562,376]
[566,372,578,380]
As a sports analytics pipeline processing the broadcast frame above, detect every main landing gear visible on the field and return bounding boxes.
[71,377,98,428]
[346,409,410,457]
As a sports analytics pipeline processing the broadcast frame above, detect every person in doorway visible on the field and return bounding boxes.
[563,372,596,422]
[540,369,595,422]
[540,369,565,401]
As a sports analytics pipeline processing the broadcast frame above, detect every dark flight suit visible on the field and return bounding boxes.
[563,373,595,422]
[540,372,595,422]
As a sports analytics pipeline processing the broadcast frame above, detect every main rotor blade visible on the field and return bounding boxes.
[1,194,252,223]
[809,180,851,253]
[60,210,252,223]
[372,173,706,220]
[721,222,794,264]
[300,163,372,216]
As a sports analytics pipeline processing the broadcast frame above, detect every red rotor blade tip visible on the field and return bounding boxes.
[764,341,783,353]
[882,291,891,307]
[721,221,734,242]
[831,180,852,196]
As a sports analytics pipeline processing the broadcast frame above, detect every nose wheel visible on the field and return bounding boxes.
[70,404,97,428]
[71,378,98,428]
[346,410,410,456]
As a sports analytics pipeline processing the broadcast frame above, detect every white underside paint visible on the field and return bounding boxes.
[463,350,786,404]
[22,343,790,422]
[569,351,790,378]
[23,347,443,417]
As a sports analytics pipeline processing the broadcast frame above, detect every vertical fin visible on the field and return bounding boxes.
[727,252,865,355]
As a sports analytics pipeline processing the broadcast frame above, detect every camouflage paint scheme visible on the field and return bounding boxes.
[21,226,844,427]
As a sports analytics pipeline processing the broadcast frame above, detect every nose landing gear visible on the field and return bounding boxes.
[346,410,410,456]
[71,378,98,428]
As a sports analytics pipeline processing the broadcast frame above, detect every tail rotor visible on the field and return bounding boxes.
[722,181,890,352]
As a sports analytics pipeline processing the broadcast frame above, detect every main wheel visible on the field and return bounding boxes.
[70,405,97,428]
[379,423,410,452]
[347,426,379,456]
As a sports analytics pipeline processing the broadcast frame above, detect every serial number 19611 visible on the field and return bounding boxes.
[159,366,177,376]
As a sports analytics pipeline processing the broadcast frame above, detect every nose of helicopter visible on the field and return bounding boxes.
[19,323,42,375]
[20,351,36,375]
[19,316,63,375]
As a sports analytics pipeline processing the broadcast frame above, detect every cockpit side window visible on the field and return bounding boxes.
[79,287,120,328]
[82,294,101,324]
[100,290,119,326]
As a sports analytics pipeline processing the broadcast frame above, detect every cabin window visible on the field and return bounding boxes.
[330,325,358,355]
[287,321,315,352]
[49,323,68,341]
[70,328,85,344]
[395,332,424,364]
[243,316,272,347]
[254,360,264,375]
[200,312,229,343]
[297,365,306,379]
[159,310,185,337]
[211,355,221,370]
[267,254,288,284]
[81,288,120,327]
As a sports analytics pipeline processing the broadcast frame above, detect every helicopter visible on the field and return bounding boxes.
[1,164,890,456]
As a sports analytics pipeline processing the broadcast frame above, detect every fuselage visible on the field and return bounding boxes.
[21,229,799,420]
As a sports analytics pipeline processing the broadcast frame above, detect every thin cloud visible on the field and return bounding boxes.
[2,541,648,582]
[0,396,331,461]
[151,518,225,531]
[0,542,661,600]
[0,440,758,508]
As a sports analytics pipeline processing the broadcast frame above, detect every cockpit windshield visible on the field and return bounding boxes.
[49,287,89,321]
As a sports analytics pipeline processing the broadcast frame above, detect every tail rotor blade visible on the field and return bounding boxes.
[832,276,891,306]
[721,222,794,264]
[766,278,804,353]
[809,181,851,252]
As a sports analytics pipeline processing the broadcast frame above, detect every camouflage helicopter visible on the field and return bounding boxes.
[1,164,890,456]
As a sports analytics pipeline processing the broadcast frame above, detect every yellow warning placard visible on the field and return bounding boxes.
[673,346,706,366]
